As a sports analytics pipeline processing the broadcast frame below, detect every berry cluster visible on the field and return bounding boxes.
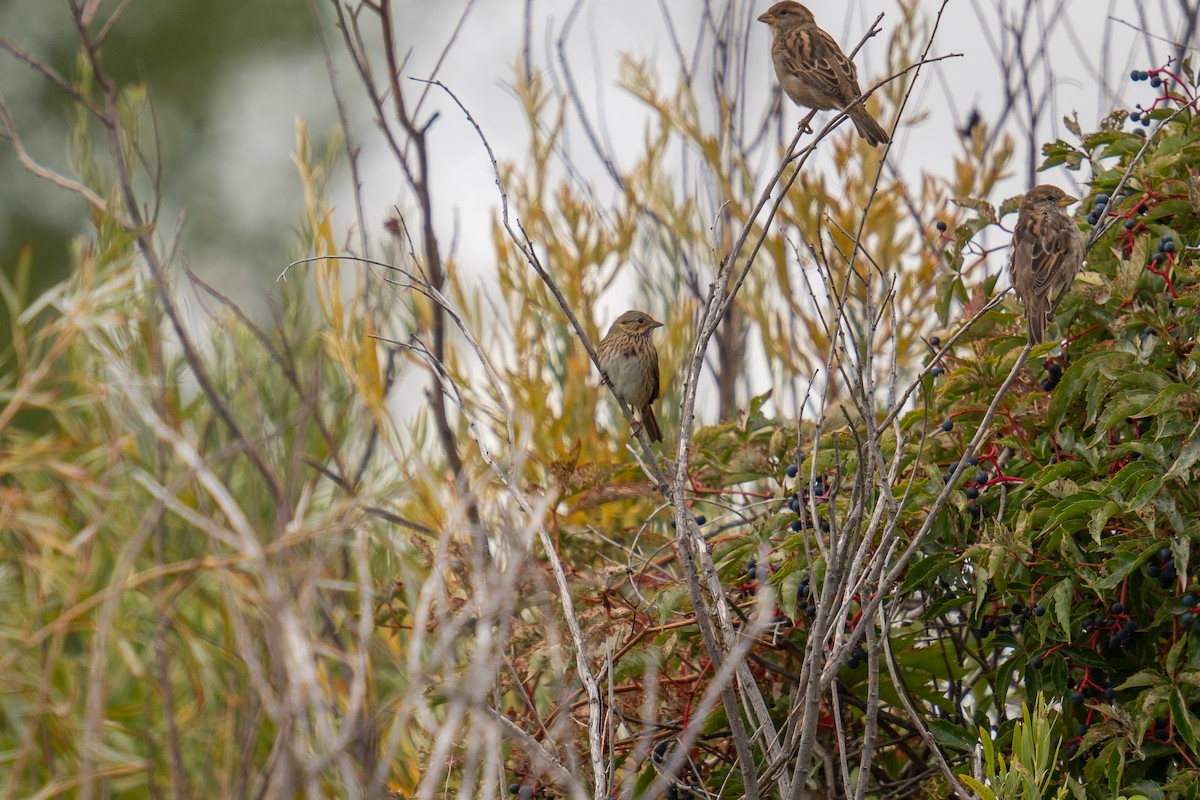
[1079,597,1139,652]
[1181,592,1197,627]
[783,461,832,534]
[1145,233,1180,300]
[739,557,766,598]
[1040,359,1064,392]
[977,598,1044,640]
[652,743,702,800]
[942,445,1024,518]
[1121,198,1150,231]
[1085,191,1120,227]
[928,335,944,377]
[1148,715,1174,742]
[1127,65,1193,126]
[796,573,817,618]
[846,643,869,668]
[1146,547,1178,589]
[1064,667,1120,760]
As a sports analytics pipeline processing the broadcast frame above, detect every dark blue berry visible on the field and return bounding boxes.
[935,220,947,232]
[1111,602,1123,614]
[941,419,953,432]
[787,464,798,478]
[930,336,942,348]
[931,364,944,377]
[1125,218,1137,229]
[1183,612,1195,627]
[1035,605,1046,616]
[965,486,979,499]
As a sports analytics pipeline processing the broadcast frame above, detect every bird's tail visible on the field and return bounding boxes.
[850,107,890,147]
[1027,305,1048,345]
[641,405,664,443]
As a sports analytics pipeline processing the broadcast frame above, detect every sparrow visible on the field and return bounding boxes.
[757,1,891,146]
[1009,185,1086,345]
[597,310,664,443]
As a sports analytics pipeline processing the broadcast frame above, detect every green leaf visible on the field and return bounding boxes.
[1044,492,1110,535]
[1052,579,1075,636]
[1169,688,1200,754]
[928,718,978,752]
[1091,548,1147,592]
[900,550,953,593]
[956,775,998,800]
[1162,419,1200,483]
[1131,383,1192,418]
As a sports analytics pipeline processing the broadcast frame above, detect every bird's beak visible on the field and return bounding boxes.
[651,320,664,329]
[757,11,775,24]
[1058,194,1079,207]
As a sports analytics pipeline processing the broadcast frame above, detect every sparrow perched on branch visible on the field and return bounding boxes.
[757,1,891,146]
[597,310,664,443]
[1009,185,1086,345]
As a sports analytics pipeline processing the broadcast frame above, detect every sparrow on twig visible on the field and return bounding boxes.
[1009,185,1086,345]
[597,310,664,443]
[757,1,891,146]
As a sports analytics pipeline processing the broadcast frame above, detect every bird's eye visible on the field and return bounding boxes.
[778,8,788,14]
[636,317,645,324]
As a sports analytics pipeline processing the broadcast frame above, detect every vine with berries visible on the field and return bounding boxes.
[910,56,1200,798]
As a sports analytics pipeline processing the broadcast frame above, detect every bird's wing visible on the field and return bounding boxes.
[649,344,660,405]
[779,26,861,103]
[1028,211,1082,295]
[1009,215,1035,300]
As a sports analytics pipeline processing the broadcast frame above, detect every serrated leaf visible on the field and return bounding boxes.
[1052,579,1075,635]
[1091,548,1146,591]
[1162,419,1200,483]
